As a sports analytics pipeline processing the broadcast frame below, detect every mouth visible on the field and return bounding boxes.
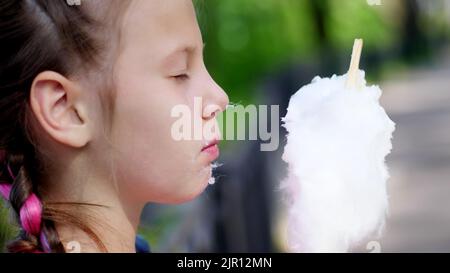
[201,139,220,161]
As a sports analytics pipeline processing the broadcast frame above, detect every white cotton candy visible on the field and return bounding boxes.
[281,70,395,252]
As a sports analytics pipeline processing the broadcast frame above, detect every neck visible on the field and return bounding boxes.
[42,156,144,253]
[56,200,142,253]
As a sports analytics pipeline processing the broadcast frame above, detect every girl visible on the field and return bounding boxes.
[0,0,229,253]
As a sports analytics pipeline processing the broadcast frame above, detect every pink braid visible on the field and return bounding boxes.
[6,164,42,235]
[1,163,49,252]
[19,193,43,236]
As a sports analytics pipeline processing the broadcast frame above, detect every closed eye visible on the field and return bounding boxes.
[173,73,190,81]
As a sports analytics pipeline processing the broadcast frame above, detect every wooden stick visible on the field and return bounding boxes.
[345,39,364,90]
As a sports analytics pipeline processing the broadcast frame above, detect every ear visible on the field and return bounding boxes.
[29,71,91,148]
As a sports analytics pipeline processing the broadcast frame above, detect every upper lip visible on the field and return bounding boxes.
[201,139,219,151]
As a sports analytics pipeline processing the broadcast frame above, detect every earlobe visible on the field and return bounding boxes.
[29,71,91,148]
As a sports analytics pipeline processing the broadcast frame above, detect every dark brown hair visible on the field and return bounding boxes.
[0,0,129,253]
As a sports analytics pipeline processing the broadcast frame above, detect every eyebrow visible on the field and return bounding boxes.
[165,43,205,60]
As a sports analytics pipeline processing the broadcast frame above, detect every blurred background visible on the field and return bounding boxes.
[2,0,450,252]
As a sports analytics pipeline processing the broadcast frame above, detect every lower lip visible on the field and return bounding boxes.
[202,144,220,161]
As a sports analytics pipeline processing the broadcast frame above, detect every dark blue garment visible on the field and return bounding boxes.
[135,235,151,253]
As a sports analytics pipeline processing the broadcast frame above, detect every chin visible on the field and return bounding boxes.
[167,175,211,204]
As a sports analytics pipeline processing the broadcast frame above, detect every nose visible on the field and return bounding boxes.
[202,72,229,120]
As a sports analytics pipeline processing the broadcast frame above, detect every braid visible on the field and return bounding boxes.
[1,151,65,253]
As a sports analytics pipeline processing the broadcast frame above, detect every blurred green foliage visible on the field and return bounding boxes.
[196,0,401,104]
[0,202,16,252]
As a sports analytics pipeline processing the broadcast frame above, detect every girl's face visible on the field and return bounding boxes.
[109,0,229,204]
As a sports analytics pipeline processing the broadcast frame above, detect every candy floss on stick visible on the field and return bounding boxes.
[281,39,395,252]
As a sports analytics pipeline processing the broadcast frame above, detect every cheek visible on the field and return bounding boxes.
[110,78,210,204]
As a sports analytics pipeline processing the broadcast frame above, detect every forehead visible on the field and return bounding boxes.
[120,0,202,55]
